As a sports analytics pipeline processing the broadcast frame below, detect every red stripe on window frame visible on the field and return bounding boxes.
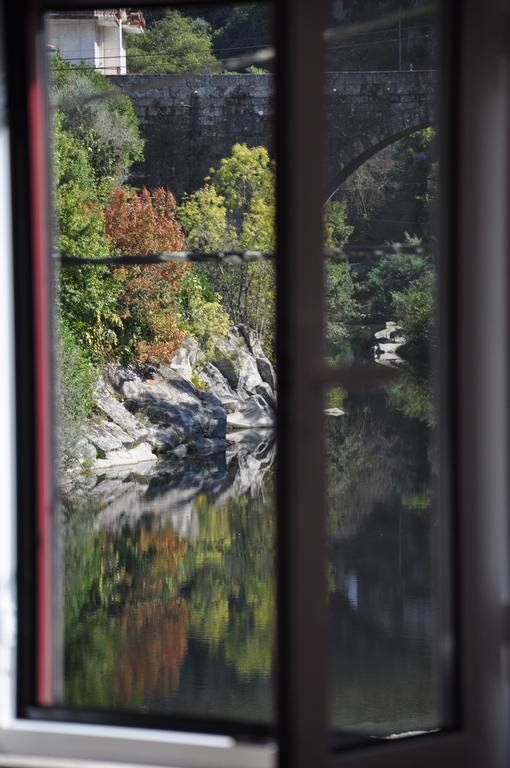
[28,12,53,706]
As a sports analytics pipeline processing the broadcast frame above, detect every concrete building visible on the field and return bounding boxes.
[46,9,144,75]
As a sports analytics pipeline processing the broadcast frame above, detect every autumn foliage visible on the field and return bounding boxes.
[104,187,189,363]
[114,599,190,702]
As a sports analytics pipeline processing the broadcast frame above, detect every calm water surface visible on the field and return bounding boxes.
[60,340,443,735]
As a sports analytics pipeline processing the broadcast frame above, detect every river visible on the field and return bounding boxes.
[58,330,449,737]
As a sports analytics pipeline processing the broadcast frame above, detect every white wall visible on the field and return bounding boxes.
[102,23,124,75]
[46,18,97,68]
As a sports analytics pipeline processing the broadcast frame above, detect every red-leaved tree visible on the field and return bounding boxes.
[105,187,189,363]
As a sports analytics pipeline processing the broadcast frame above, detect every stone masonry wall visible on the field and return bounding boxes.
[109,71,436,199]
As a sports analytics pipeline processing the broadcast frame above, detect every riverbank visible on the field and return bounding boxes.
[73,324,277,470]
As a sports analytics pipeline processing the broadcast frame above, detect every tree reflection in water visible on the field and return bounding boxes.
[61,368,443,733]
[61,430,276,717]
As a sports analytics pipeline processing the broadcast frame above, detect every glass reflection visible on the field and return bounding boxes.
[324,0,451,739]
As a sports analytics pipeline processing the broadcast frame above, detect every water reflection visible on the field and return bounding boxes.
[60,355,442,734]
[61,430,275,721]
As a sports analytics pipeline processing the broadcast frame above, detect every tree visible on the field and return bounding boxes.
[206,4,272,70]
[179,145,360,355]
[126,10,217,74]
[324,200,354,249]
[392,268,435,359]
[104,187,188,363]
[51,54,143,190]
[364,250,431,323]
[178,144,276,351]
[54,115,122,361]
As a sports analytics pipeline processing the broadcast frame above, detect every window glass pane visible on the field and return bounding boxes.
[323,0,454,739]
[42,3,276,729]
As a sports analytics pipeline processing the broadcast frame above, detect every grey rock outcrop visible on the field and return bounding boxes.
[77,325,276,470]
[167,336,200,381]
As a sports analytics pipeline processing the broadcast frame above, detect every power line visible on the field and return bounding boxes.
[55,241,432,267]
[47,19,437,70]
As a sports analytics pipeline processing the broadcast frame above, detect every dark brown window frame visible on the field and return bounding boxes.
[2,0,510,766]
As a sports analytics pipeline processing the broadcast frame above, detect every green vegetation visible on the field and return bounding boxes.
[178,143,276,352]
[178,144,358,356]
[52,51,436,460]
[52,53,143,188]
[57,320,97,465]
[178,271,231,357]
[126,10,218,74]
[363,249,431,323]
[392,269,435,359]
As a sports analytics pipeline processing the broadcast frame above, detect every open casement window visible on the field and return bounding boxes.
[0,0,509,767]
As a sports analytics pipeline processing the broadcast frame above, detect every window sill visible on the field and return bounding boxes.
[0,720,275,768]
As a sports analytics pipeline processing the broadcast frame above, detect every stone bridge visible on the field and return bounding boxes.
[110,71,436,200]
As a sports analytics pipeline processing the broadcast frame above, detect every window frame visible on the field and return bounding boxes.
[0,0,509,766]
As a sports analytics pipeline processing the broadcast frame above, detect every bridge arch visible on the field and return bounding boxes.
[325,121,434,204]
[323,71,436,202]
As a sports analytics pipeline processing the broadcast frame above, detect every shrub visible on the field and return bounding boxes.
[364,251,431,322]
[392,268,435,357]
[105,187,188,363]
[178,270,231,356]
[57,319,97,466]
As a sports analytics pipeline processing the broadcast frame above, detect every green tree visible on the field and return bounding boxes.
[178,144,275,351]
[392,268,435,359]
[54,115,122,360]
[178,271,231,357]
[209,4,272,69]
[51,54,143,190]
[364,250,431,323]
[324,200,359,350]
[56,319,97,466]
[126,10,217,74]
[324,200,354,249]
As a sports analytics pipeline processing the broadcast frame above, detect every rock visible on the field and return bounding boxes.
[238,323,266,359]
[197,362,237,402]
[254,383,276,412]
[373,321,406,368]
[87,421,133,453]
[75,438,97,461]
[93,441,157,469]
[237,353,265,396]
[211,357,239,390]
[212,330,265,398]
[256,357,276,391]
[227,395,274,429]
[325,407,345,417]
[79,324,277,469]
[94,380,148,441]
[166,337,200,381]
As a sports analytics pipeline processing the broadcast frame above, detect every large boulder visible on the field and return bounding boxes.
[256,357,277,392]
[108,365,228,453]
